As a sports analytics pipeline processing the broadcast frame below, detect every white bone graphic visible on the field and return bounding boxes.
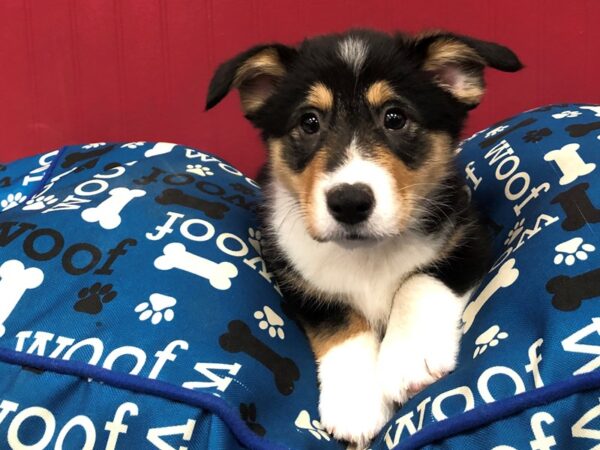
[580,106,600,117]
[544,143,596,186]
[81,187,146,230]
[462,258,519,333]
[144,142,177,158]
[154,242,238,290]
[0,260,44,337]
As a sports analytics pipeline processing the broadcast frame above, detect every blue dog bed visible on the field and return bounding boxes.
[0,105,599,449]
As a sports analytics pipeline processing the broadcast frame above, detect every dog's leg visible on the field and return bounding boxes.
[378,274,469,404]
[306,310,393,448]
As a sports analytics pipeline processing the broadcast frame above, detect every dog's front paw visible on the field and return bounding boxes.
[317,332,393,448]
[319,381,392,448]
[377,333,458,404]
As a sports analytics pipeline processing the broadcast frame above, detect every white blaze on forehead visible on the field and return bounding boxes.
[337,36,368,75]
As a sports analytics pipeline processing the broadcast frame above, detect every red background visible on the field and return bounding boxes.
[1,0,599,176]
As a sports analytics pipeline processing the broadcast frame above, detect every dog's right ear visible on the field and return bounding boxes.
[206,44,297,115]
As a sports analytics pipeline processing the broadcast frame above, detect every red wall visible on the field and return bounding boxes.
[1,0,599,176]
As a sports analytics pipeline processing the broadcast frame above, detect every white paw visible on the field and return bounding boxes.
[23,194,58,211]
[504,218,525,246]
[186,164,214,177]
[378,336,457,404]
[473,324,508,358]
[82,142,106,149]
[554,237,595,266]
[1,192,26,211]
[253,305,285,339]
[552,110,582,119]
[319,382,392,447]
[317,332,392,447]
[378,274,464,404]
[121,141,145,149]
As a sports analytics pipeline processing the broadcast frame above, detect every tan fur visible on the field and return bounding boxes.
[233,49,286,113]
[306,83,334,111]
[365,81,396,107]
[421,36,486,105]
[268,138,328,237]
[371,132,453,230]
[305,310,370,360]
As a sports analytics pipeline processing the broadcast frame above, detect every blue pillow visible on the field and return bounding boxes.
[371,104,600,450]
[0,142,329,449]
[1,104,600,450]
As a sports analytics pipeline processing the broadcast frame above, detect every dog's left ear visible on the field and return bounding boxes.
[413,32,523,107]
[206,44,298,115]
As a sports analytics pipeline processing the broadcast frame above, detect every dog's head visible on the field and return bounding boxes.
[206,29,522,242]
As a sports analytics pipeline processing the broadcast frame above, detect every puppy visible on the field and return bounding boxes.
[206,29,522,446]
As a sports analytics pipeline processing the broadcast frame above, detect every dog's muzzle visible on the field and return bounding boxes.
[326,183,375,225]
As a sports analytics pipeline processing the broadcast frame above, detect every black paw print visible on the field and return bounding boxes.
[523,128,552,143]
[240,403,266,436]
[230,182,256,196]
[74,283,117,314]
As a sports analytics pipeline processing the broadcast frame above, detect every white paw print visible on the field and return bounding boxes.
[22,194,58,211]
[82,142,106,149]
[554,237,595,266]
[186,164,214,177]
[473,325,508,358]
[254,306,285,339]
[485,125,509,138]
[552,110,582,119]
[504,218,525,246]
[121,141,145,149]
[294,410,331,441]
[1,192,26,211]
[248,227,262,255]
[135,293,176,325]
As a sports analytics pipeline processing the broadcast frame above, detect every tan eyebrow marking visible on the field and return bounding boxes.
[365,80,396,107]
[306,82,334,111]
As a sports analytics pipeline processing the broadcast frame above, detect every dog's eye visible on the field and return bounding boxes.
[383,108,406,130]
[300,113,320,134]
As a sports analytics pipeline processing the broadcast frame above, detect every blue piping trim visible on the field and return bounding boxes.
[395,369,600,449]
[0,348,289,450]
[1,348,598,450]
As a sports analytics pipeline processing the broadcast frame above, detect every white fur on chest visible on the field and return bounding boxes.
[269,182,443,327]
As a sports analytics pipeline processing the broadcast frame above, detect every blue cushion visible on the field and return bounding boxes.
[1,104,599,450]
[372,104,600,450]
[0,142,325,449]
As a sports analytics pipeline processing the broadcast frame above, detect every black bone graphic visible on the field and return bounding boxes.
[566,121,600,138]
[547,268,600,311]
[239,403,266,436]
[61,144,116,171]
[155,188,229,219]
[220,320,299,395]
[551,183,600,231]
[479,118,537,149]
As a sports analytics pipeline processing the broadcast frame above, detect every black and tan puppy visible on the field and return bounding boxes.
[207,29,521,446]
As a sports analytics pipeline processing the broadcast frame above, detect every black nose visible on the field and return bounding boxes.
[326,183,375,225]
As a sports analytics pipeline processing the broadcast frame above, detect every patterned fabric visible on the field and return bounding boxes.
[373,103,600,450]
[0,104,599,449]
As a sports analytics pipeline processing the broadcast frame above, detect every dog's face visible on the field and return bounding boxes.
[207,30,521,242]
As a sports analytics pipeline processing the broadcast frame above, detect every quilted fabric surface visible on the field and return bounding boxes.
[0,105,599,449]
